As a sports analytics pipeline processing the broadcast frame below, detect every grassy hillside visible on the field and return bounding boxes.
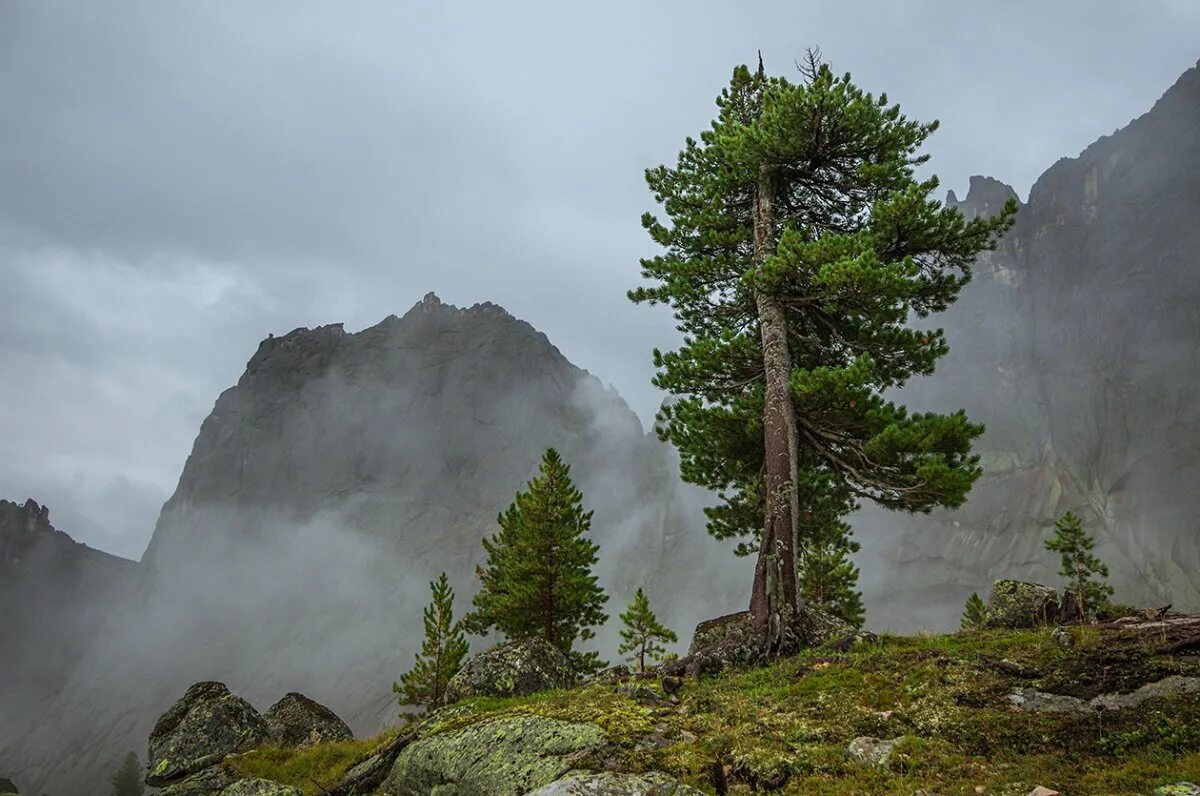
[231,624,1200,795]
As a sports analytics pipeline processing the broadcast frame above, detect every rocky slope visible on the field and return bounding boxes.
[859,59,1200,629]
[2,294,741,796]
[0,499,135,722]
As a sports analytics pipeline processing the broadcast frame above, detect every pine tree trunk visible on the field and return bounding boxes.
[749,170,801,651]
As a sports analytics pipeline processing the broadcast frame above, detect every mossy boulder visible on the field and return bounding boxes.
[218,779,303,796]
[985,579,1060,628]
[445,638,574,703]
[263,692,353,748]
[1154,785,1200,796]
[147,681,270,786]
[156,764,240,796]
[0,776,18,796]
[528,771,704,795]
[381,714,607,796]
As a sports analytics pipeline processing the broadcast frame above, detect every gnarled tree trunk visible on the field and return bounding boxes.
[749,171,801,651]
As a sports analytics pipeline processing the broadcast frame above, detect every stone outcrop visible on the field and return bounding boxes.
[0,777,17,796]
[861,60,1200,630]
[445,638,575,703]
[528,771,705,795]
[985,580,1061,628]
[147,682,269,786]
[1009,675,1200,713]
[382,715,607,796]
[263,693,352,748]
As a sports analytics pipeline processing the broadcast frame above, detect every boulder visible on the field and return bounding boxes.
[0,777,17,796]
[846,736,900,768]
[156,765,239,796]
[382,715,606,796]
[1154,785,1200,796]
[218,780,303,796]
[147,682,270,786]
[444,638,574,703]
[528,771,704,795]
[614,682,669,706]
[985,580,1060,628]
[263,692,353,748]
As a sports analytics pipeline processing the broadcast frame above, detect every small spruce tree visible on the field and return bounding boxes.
[617,587,679,672]
[110,751,145,796]
[960,592,987,630]
[393,572,469,712]
[1045,511,1113,619]
[797,512,865,628]
[464,448,609,673]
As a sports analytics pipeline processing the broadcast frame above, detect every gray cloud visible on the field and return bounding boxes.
[2,0,1197,558]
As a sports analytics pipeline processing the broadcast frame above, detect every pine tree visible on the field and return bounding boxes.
[464,449,609,671]
[1045,511,1113,619]
[393,572,469,712]
[797,517,865,628]
[110,751,144,796]
[630,52,1015,649]
[960,592,987,630]
[617,587,679,672]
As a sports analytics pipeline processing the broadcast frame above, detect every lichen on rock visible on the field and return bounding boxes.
[444,638,575,703]
[263,692,353,748]
[382,714,606,796]
[527,770,705,795]
[147,681,270,786]
[985,580,1060,628]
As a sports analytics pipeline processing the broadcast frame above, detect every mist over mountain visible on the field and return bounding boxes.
[858,60,1200,629]
[1,294,742,796]
[2,58,1198,796]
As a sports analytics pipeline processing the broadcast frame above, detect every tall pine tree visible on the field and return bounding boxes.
[617,587,679,672]
[631,52,1016,650]
[109,752,144,796]
[464,449,609,672]
[394,573,469,712]
[1045,511,1113,619]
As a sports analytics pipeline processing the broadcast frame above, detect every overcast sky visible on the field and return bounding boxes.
[1,1,1197,560]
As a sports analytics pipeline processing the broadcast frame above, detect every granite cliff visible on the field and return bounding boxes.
[860,60,1200,629]
[2,295,740,796]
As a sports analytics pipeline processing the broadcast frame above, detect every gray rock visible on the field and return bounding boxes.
[1153,784,1200,796]
[219,780,303,796]
[147,682,270,786]
[382,714,606,796]
[263,692,353,748]
[985,580,1060,628]
[614,682,669,706]
[846,736,900,768]
[444,638,575,703]
[156,765,240,796]
[1010,675,1200,714]
[528,771,705,795]
[1051,626,1074,648]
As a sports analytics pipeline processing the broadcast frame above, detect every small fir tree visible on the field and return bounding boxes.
[798,543,865,629]
[464,449,609,671]
[393,572,469,712]
[617,587,679,672]
[960,592,987,630]
[1045,511,1113,619]
[110,751,145,796]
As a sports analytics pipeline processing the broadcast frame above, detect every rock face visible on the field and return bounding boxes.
[860,60,1200,630]
[445,638,575,703]
[4,296,740,796]
[0,499,135,729]
[985,580,1060,628]
[263,693,353,748]
[147,682,269,786]
[383,715,607,796]
[528,771,704,795]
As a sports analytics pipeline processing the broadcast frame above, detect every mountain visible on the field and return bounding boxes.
[1,293,741,796]
[859,59,1200,629]
[0,499,135,722]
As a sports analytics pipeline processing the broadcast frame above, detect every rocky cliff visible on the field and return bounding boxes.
[860,60,1200,629]
[2,294,740,796]
[0,499,135,723]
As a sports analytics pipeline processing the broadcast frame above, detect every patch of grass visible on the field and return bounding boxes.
[229,728,402,795]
